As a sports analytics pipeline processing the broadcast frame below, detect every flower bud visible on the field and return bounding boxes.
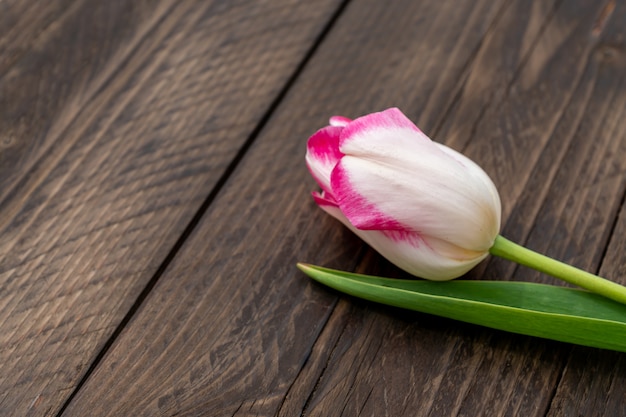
[305,108,501,280]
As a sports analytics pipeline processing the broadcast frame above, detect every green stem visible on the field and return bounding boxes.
[489,235,626,305]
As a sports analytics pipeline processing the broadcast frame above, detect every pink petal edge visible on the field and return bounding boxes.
[306,126,343,161]
[330,160,407,232]
[305,126,343,193]
[312,190,338,207]
[339,108,422,148]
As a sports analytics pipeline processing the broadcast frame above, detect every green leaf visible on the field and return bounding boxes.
[297,263,626,352]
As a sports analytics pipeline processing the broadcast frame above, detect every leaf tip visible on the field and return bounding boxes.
[297,263,327,283]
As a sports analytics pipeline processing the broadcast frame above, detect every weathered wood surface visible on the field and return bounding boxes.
[0,0,344,415]
[2,0,625,416]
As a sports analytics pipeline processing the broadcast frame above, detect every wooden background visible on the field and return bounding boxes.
[1,0,625,415]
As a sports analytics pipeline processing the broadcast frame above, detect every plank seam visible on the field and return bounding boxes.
[55,0,353,415]
[296,249,370,416]
[299,306,351,417]
[542,354,567,417]
[274,299,339,417]
[230,400,244,417]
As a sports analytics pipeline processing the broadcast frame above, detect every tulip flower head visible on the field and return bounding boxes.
[305,108,502,280]
[303,108,626,345]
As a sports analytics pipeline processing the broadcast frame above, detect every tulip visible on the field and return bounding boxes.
[304,108,626,306]
[305,107,501,280]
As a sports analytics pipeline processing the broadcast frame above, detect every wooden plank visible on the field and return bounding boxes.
[0,0,178,207]
[0,0,343,415]
[0,0,78,76]
[295,0,626,415]
[56,0,528,415]
[546,205,626,416]
[546,1,626,415]
[294,2,626,415]
[61,0,624,416]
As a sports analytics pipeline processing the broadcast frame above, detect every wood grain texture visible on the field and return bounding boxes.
[547,201,626,417]
[0,0,343,415]
[61,0,626,416]
[545,201,626,417]
[546,2,626,415]
[304,1,626,415]
[5,0,625,416]
[0,0,79,76]
[0,0,178,208]
[297,0,626,416]
[60,0,569,415]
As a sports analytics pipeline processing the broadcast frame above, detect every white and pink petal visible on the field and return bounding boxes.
[368,231,488,280]
[318,212,486,280]
[339,108,430,159]
[305,126,343,194]
[331,151,498,251]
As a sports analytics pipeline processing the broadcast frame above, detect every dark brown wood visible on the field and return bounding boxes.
[57,0,521,413]
[60,0,625,415]
[547,205,626,417]
[546,2,626,415]
[315,0,626,415]
[0,0,80,77]
[0,0,178,208]
[3,0,625,416]
[0,0,343,415]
